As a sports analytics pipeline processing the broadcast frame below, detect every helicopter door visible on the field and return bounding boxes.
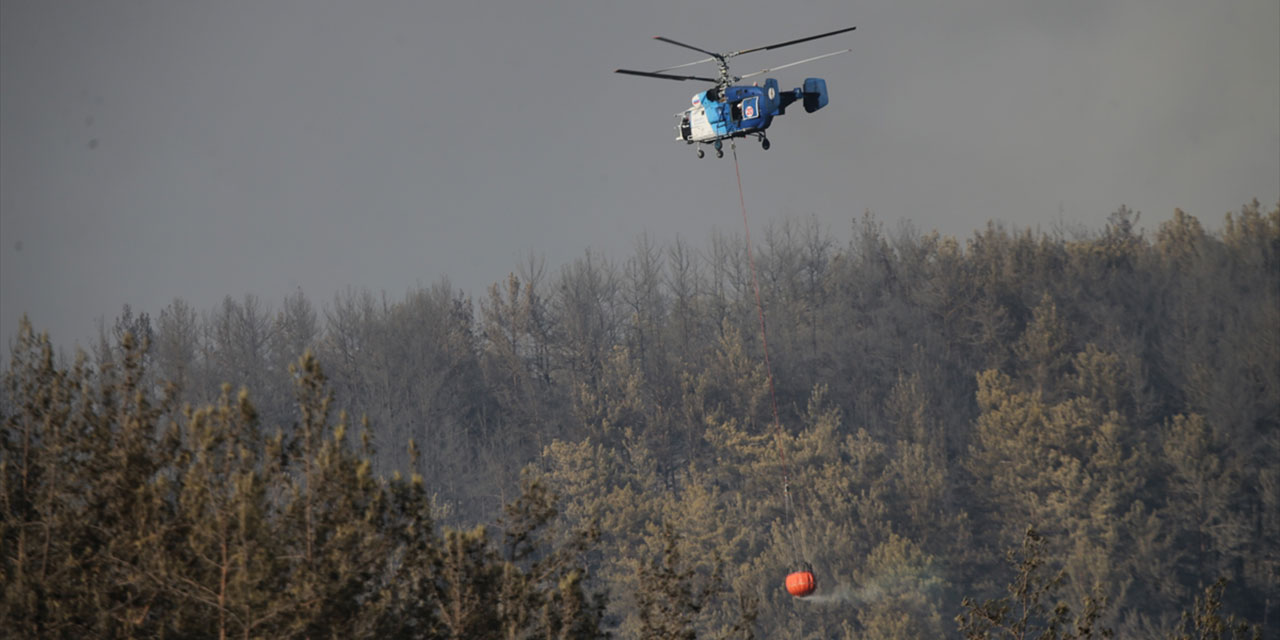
[688,105,714,141]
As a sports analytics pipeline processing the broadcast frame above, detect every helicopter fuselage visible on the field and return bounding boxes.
[677,83,774,142]
[674,77,828,154]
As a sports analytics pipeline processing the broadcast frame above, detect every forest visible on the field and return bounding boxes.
[2,202,1276,638]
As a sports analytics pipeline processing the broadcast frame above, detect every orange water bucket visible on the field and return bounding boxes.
[785,570,816,597]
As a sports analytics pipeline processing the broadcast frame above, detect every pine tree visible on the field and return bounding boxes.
[956,528,1112,639]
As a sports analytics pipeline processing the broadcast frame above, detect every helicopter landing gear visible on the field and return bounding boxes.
[714,140,724,158]
[761,137,771,150]
[696,147,704,158]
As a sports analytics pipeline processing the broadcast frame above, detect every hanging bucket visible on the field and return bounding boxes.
[785,570,816,597]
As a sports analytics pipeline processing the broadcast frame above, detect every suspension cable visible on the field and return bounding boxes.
[730,141,796,541]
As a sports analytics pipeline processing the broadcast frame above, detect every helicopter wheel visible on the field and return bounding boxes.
[761,138,771,150]
[716,148,724,158]
[696,148,704,158]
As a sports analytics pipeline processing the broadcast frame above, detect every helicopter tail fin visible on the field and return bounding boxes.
[802,78,828,113]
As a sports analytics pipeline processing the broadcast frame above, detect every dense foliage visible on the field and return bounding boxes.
[3,202,1276,637]
[1,336,606,638]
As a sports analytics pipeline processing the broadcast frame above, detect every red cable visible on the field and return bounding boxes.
[731,143,793,520]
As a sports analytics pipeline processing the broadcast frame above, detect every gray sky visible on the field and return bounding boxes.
[3,0,1277,348]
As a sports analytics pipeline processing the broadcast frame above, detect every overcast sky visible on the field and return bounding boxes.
[2,0,1277,349]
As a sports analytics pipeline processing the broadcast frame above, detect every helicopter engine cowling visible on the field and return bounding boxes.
[802,77,828,113]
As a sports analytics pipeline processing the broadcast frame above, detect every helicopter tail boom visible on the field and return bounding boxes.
[769,78,827,116]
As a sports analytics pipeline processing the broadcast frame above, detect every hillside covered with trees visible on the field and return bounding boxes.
[3,202,1277,638]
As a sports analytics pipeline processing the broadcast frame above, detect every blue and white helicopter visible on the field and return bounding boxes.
[615,26,855,158]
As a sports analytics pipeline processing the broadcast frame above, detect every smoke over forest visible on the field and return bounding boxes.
[3,203,1277,638]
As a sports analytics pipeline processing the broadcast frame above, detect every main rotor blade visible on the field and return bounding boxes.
[737,49,852,80]
[654,57,718,73]
[653,36,721,59]
[615,68,719,83]
[727,26,856,58]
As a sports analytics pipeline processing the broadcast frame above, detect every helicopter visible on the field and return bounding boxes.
[615,26,855,158]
